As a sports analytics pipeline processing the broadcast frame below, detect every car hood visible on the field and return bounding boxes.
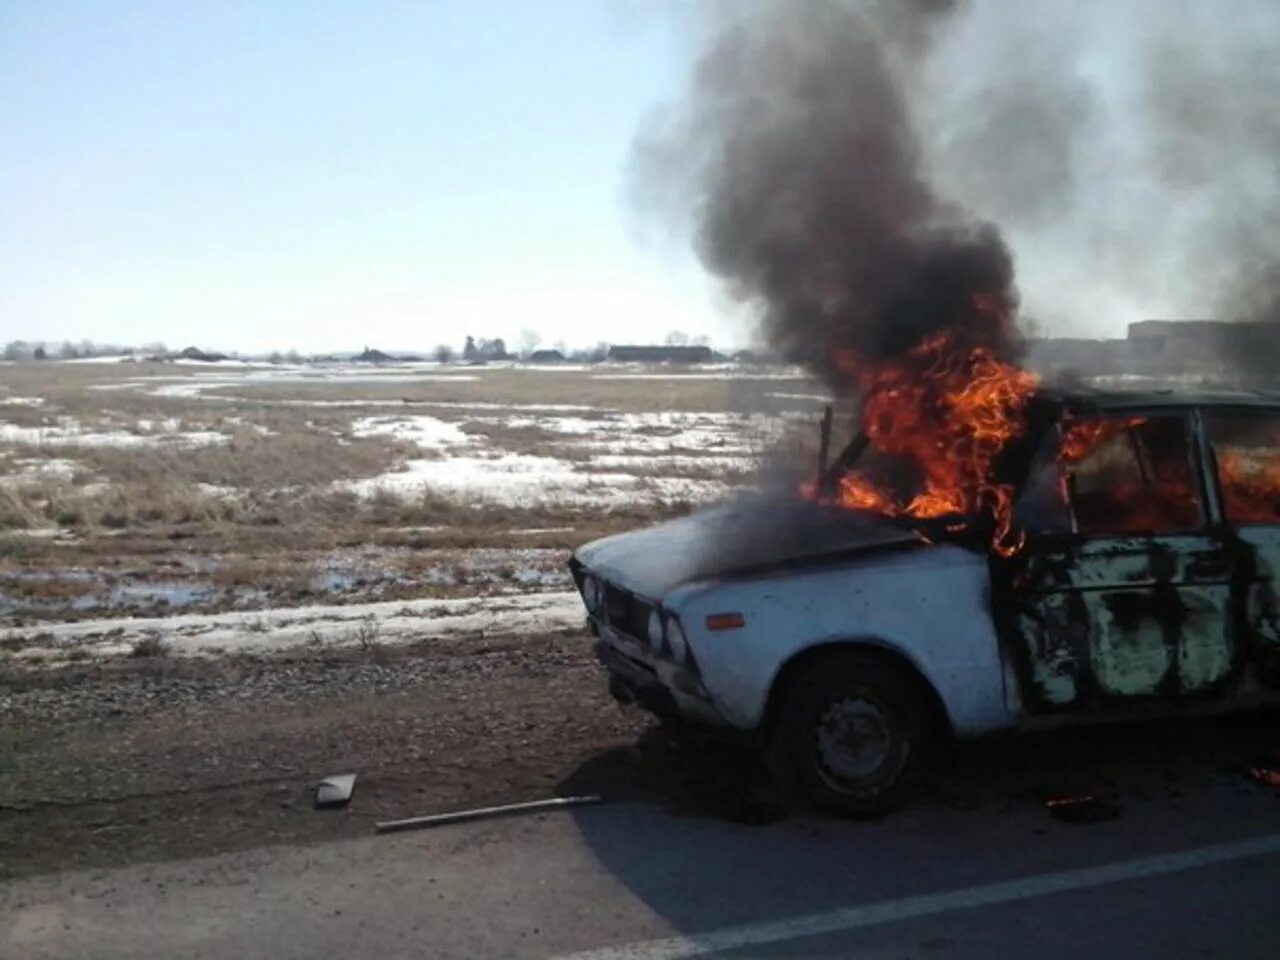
[573,496,927,599]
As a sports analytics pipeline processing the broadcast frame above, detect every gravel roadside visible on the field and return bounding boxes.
[0,631,669,880]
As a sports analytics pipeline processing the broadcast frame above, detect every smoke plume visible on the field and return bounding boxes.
[638,0,1280,375]
[637,0,1016,389]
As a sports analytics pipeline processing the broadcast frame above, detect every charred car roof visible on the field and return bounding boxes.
[1035,387,1280,415]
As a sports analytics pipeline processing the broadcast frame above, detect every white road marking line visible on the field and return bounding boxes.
[551,832,1280,960]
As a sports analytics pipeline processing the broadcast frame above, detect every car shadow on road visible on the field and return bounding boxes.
[554,710,1280,941]
[561,710,1280,821]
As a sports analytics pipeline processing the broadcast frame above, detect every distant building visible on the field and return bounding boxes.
[606,345,714,364]
[1026,319,1280,382]
[177,346,229,363]
[527,349,565,364]
[1024,338,1121,376]
[1125,320,1276,362]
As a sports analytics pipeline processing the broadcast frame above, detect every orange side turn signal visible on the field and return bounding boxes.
[705,612,745,631]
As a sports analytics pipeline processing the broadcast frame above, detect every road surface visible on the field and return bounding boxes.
[4,763,1279,960]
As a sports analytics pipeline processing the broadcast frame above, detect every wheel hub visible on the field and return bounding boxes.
[814,695,893,785]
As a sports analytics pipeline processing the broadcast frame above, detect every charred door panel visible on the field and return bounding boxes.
[1003,411,1238,712]
[1011,536,1235,709]
[1231,527,1280,687]
[1201,411,1280,690]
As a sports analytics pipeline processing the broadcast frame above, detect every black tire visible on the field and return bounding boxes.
[767,651,929,818]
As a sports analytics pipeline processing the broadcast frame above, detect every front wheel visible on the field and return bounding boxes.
[767,652,929,817]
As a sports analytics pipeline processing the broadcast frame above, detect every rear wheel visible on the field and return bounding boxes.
[767,651,929,817]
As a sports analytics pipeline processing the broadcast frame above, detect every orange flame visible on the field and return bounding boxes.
[1058,416,1145,463]
[1218,450,1280,523]
[827,327,1038,554]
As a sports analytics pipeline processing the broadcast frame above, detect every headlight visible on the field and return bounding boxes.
[582,575,602,615]
[646,608,665,649]
[667,618,688,663]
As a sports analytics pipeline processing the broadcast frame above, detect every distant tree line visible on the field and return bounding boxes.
[3,329,738,365]
[2,339,155,361]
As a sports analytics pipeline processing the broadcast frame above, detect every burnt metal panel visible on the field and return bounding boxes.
[1231,526,1280,689]
[1003,535,1237,710]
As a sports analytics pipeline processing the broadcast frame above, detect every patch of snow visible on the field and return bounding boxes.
[0,457,83,487]
[591,371,808,381]
[588,453,750,472]
[351,415,472,449]
[0,527,70,539]
[0,396,44,406]
[766,392,830,402]
[195,482,240,499]
[344,452,726,507]
[0,417,229,448]
[149,381,216,398]
[57,355,138,364]
[471,410,783,452]
[139,367,485,399]
[136,417,183,432]
[495,415,607,435]
[11,457,79,475]
[219,416,276,436]
[9,590,586,660]
[418,400,599,413]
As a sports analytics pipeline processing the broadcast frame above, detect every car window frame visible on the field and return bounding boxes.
[1019,407,1215,542]
[1200,405,1280,529]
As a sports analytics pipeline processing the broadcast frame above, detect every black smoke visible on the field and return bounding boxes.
[638,0,1280,381]
[635,0,1019,391]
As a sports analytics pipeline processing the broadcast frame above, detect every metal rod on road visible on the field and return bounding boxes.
[375,795,604,835]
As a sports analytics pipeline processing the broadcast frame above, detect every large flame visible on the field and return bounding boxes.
[828,328,1039,554]
[1217,451,1280,523]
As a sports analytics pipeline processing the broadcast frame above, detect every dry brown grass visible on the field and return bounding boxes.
[80,429,412,490]
[455,421,600,461]
[0,361,821,584]
[219,366,819,413]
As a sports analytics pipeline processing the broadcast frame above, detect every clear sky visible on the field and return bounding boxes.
[0,0,730,353]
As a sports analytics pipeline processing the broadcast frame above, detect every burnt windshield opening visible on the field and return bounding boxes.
[815,424,984,540]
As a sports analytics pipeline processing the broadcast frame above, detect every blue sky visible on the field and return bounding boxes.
[0,0,728,353]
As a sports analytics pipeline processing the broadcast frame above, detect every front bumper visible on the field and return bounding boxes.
[590,620,725,726]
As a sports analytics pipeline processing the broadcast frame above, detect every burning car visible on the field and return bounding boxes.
[570,388,1280,815]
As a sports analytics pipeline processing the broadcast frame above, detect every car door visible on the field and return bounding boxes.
[1202,409,1280,690]
[999,409,1237,712]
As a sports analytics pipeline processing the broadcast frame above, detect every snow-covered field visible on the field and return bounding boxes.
[0,358,828,664]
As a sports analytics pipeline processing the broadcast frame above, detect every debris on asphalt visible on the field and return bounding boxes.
[313,773,357,809]
[1043,793,1122,824]
[375,794,603,834]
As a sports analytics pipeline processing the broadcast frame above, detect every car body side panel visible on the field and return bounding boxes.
[1004,535,1236,709]
[1232,525,1280,687]
[665,544,1011,736]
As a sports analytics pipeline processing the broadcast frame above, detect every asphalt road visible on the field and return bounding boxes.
[4,759,1279,960]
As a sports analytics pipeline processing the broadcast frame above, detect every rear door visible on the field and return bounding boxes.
[1203,409,1280,690]
[1002,410,1237,711]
